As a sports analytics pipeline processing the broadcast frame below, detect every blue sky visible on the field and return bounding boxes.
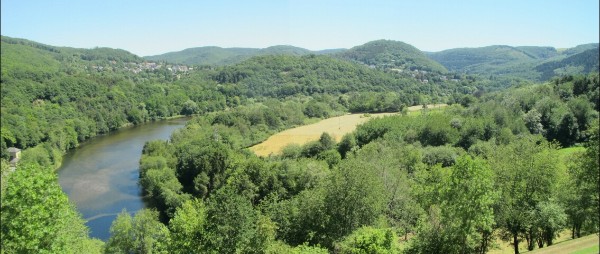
[1,0,598,56]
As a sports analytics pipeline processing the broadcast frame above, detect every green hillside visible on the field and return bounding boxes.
[257,45,312,56]
[145,45,314,66]
[428,44,599,81]
[427,45,538,70]
[536,47,600,80]
[334,40,448,73]
[144,46,259,66]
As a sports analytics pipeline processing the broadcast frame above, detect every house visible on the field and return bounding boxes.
[7,147,21,169]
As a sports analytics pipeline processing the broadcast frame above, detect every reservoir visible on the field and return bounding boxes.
[58,118,188,240]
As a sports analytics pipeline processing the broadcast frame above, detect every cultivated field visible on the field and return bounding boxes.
[249,104,446,157]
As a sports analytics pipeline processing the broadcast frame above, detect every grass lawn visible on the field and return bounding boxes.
[571,245,599,254]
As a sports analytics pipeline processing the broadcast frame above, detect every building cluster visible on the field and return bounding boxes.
[88,61,193,75]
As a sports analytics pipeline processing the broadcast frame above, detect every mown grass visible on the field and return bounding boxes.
[571,245,599,254]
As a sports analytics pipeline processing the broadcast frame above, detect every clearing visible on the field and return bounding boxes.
[489,232,598,254]
[249,104,446,156]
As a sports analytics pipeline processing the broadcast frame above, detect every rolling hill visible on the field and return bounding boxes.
[427,43,599,81]
[144,40,451,73]
[144,45,315,66]
[334,40,448,73]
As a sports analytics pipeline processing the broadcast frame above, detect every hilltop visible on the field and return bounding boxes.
[146,40,448,73]
[145,45,315,66]
[333,39,448,73]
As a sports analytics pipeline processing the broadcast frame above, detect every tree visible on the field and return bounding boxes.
[409,155,496,254]
[489,136,560,254]
[203,187,258,253]
[534,201,567,247]
[175,139,232,198]
[321,158,386,248]
[337,133,357,159]
[181,99,199,115]
[168,199,207,253]
[318,132,336,151]
[1,164,103,253]
[566,122,599,237]
[105,209,170,254]
[335,227,400,254]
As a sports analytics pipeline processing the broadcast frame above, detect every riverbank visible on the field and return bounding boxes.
[8,115,194,172]
[57,117,189,240]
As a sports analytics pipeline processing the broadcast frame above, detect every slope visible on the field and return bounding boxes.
[428,44,599,81]
[145,45,313,66]
[334,39,448,73]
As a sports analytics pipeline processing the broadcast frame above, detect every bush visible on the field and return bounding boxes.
[335,227,400,254]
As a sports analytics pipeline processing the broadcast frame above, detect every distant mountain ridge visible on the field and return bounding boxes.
[145,40,449,73]
[144,45,320,66]
[427,43,599,80]
[4,35,596,81]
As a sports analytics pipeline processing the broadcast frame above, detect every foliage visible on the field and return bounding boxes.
[335,39,448,73]
[335,226,400,254]
[105,209,170,254]
[409,155,496,254]
[428,43,599,81]
[0,164,103,253]
[489,137,561,253]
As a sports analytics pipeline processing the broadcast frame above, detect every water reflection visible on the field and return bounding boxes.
[58,118,188,240]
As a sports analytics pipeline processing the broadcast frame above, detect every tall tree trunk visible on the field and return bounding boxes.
[513,234,519,254]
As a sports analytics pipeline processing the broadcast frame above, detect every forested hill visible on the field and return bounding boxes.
[203,53,480,110]
[0,35,215,162]
[144,45,314,66]
[144,39,450,73]
[0,35,476,164]
[427,43,599,81]
[333,39,448,73]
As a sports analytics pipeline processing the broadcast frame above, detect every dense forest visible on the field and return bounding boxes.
[1,36,598,254]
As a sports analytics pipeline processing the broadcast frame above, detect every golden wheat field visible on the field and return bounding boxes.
[249,104,447,157]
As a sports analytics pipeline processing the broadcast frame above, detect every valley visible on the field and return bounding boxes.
[1,34,598,254]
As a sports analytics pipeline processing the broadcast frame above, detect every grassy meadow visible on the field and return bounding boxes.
[249,104,447,156]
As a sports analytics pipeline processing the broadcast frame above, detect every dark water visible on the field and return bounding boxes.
[58,118,188,241]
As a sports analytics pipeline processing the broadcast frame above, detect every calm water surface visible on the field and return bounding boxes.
[58,118,188,240]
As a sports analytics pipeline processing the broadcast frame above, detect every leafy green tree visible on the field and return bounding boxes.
[316,149,341,169]
[418,115,459,146]
[321,158,386,248]
[175,139,232,198]
[301,140,324,158]
[421,145,461,167]
[105,209,170,254]
[203,187,258,253]
[489,137,560,254]
[534,201,567,247]
[337,133,357,159]
[1,164,103,253]
[410,155,496,254]
[318,132,336,151]
[335,227,400,254]
[281,143,303,159]
[566,122,599,237]
[181,99,199,115]
[168,199,207,253]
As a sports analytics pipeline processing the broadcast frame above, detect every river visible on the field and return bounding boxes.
[58,118,188,241]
